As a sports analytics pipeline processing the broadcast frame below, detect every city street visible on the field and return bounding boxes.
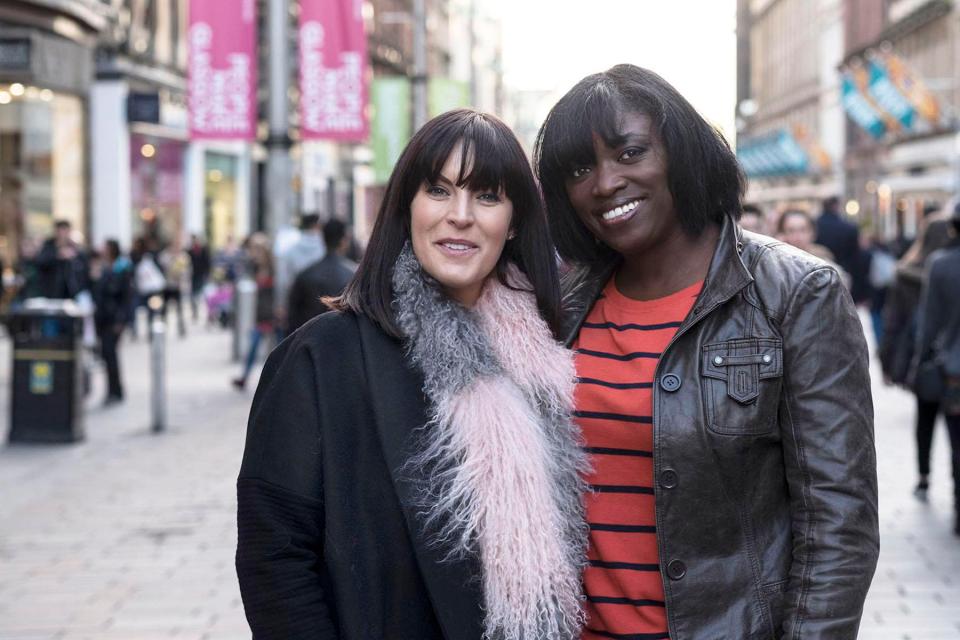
[0,315,958,639]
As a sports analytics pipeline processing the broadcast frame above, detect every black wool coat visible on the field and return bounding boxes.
[235,310,485,639]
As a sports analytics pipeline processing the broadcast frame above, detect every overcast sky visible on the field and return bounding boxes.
[495,0,738,140]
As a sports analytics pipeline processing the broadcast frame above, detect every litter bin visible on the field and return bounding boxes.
[8,300,85,443]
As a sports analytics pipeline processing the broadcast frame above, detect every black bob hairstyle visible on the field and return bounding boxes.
[534,64,746,265]
[330,108,562,338]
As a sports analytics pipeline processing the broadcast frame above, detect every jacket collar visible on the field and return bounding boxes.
[562,213,753,346]
[356,317,485,640]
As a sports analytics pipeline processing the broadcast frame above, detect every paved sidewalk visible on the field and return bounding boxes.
[0,318,958,639]
[0,321,257,640]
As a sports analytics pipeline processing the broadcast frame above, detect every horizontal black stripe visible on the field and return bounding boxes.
[585,628,670,640]
[583,446,653,458]
[589,559,660,571]
[574,411,652,424]
[577,377,653,390]
[578,348,661,361]
[587,595,666,607]
[590,484,655,495]
[589,523,657,533]
[582,320,682,332]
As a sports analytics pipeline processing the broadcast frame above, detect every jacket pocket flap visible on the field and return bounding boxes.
[702,338,783,381]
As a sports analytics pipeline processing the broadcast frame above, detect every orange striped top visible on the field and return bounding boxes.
[574,276,702,640]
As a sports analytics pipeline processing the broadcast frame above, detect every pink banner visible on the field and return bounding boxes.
[188,0,257,140]
[300,0,369,141]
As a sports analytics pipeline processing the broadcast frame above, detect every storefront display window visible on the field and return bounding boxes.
[204,152,238,249]
[0,84,85,267]
[130,133,186,244]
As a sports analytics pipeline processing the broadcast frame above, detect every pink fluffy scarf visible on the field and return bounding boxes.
[392,248,590,640]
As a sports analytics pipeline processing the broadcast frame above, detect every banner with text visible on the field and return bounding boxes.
[188,0,257,140]
[300,0,369,141]
[371,77,411,184]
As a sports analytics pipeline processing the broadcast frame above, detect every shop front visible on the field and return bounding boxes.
[0,26,94,273]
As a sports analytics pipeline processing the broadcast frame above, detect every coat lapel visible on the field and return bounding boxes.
[357,316,485,640]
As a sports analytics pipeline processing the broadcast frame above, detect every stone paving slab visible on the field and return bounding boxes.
[0,317,957,639]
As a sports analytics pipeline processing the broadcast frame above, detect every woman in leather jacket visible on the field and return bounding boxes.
[535,64,879,640]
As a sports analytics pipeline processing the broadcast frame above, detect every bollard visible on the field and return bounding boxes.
[233,277,257,363]
[148,295,166,433]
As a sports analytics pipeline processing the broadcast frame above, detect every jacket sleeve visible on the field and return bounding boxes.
[779,267,879,639]
[235,333,339,639]
[914,259,944,366]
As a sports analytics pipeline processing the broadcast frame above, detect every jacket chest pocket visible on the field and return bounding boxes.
[701,338,783,435]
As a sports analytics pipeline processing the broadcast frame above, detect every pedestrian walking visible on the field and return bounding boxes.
[231,233,278,391]
[286,218,357,333]
[816,196,869,303]
[913,204,960,535]
[187,234,211,321]
[159,237,191,337]
[535,64,878,639]
[133,239,166,331]
[91,239,133,405]
[880,213,952,501]
[274,212,326,334]
[33,220,89,300]
[739,203,767,235]
[236,109,587,639]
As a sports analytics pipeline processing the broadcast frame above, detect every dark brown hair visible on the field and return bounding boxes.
[534,64,745,266]
[328,109,562,338]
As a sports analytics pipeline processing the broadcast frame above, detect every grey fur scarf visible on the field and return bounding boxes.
[391,246,590,640]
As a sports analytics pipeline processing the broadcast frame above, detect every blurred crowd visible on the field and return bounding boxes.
[9,214,360,406]
[746,196,960,523]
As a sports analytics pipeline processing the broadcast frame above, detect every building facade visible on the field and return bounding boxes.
[736,0,846,221]
[842,0,959,240]
[0,0,114,266]
[738,0,960,240]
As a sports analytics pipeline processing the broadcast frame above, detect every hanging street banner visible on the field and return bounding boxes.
[371,77,411,183]
[883,51,941,126]
[300,0,369,141]
[841,74,887,139]
[867,58,916,130]
[188,0,257,140]
[428,78,470,118]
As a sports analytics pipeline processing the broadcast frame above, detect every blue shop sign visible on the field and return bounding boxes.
[841,75,886,139]
[736,130,809,178]
[867,60,915,130]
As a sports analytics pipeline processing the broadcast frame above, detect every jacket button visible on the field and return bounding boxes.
[660,469,678,489]
[713,355,724,366]
[667,560,687,580]
[660,373,682,392]
[762,354,772,364]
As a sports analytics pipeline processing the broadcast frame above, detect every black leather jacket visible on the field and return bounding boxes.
[562,215,879,640]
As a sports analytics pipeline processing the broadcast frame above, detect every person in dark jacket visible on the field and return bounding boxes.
[815,196,867,301]
[286,218,357,333]
[231,233,278,391]
[880,214,952,501]
[92,239,133,404]
[188,234,211,320]
[535,64,878,639]
[914,206,960,535]
[34,220,90,299]
[236,109,588,639]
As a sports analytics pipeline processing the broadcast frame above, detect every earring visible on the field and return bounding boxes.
[507,230,516,240]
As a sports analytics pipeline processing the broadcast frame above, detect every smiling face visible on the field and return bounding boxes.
[409,144,514,307]
[563,111,681,259]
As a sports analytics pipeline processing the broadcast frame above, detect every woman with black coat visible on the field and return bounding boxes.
[235,109,589,639]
